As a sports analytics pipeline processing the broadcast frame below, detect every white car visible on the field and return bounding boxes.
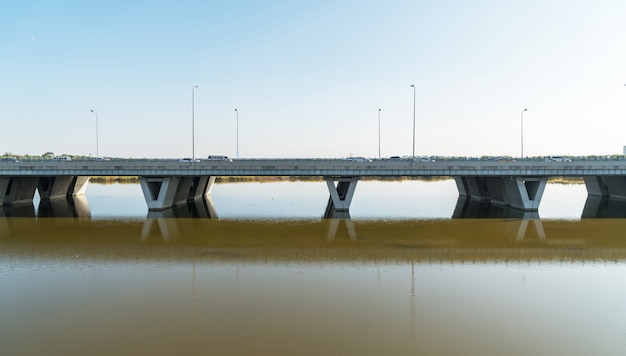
[414,156,434,162]
[546,156,571,162]
[345,156,372,162]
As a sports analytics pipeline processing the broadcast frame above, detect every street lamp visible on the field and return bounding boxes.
[234,108,239,158]
[378,108,381,159]
[521,108,528,158]
[410,84,416,158]
[192,85,198,162]
[90,109,98,158]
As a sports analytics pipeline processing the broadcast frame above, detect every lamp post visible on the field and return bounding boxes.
[378,108,381,159]
[410,84,416,158]
[192,85,198,162]
[234,108,239,158]
[521,108,528,158]
[90,109,99,158]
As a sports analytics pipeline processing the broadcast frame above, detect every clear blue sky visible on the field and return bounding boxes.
[2,0,626,159]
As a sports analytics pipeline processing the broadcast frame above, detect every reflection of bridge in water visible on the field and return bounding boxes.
[3,197,626,263]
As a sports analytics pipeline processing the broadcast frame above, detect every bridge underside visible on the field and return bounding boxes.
[0,174,362,216]
[3,173,626,216]
[454,176,547,211]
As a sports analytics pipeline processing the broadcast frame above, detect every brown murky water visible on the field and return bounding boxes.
[3,217,626,355]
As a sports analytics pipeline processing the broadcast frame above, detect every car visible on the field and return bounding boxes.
[386,156,402,161]
[207,155,233,162]
[414,156,434,162]
[0,157,19,162]
[344,156,372,162]
[53,156,71,161]
[546,156,571,162]
[179,158,200,163]
[95,157,111,161]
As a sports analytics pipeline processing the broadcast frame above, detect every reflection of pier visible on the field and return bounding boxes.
[38,196,91,218]
[140,197,217,241]
[326,218,357,240]
[453,197,545,241]
[453,196,539,219]
[0,196,90,218]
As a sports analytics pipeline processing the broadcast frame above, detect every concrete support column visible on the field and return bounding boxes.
[139,176,183,211]
[173,177,195,206]
[454,177,469,197]
[0,177,39,206]
[139,176,216,211]
[38,176,74,200]
[454,177,490,202]
[598,176,626,200]
[455,176,547,211]
[38,176,90,200]
[484,177,508,206]
[502,177,547,211]
[323,176,359,218]
[584,176,608,197]
[69,176,90,196]
[189,176,216,200]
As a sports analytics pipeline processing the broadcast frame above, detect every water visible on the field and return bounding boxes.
[2,179,626,355]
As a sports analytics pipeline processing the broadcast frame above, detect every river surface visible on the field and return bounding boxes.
[2,179,626,355]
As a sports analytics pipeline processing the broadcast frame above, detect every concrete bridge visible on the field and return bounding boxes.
[2,158,626,216]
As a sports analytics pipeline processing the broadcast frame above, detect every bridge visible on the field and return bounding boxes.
[2,158,626,216]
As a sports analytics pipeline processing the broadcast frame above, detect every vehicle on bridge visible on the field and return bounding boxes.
[53,156,71,161]
[344,156,372,162]
[207,155,233,162]
[414,156,435,162]
[179,158,200,163]
[545,156,572,162]
[0,157,19,162]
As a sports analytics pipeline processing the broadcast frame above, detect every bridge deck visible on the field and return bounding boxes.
[2,159,626,177]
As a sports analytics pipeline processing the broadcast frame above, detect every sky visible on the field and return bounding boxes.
[2,0,626,159]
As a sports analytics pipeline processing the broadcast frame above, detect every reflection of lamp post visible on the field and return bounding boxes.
[234,108,239,158]
[192,85,198,162]
[521,108,528,158]
[90,109,98,158]
[410,84,416,158]
[378,108,381,158]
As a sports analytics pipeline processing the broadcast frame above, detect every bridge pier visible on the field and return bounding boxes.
[139,176,216,211]
[584,176,626,200]
[324,176,359,218]
[0,177,39,206]
[454,176,547,211]
[37,176,89,200]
